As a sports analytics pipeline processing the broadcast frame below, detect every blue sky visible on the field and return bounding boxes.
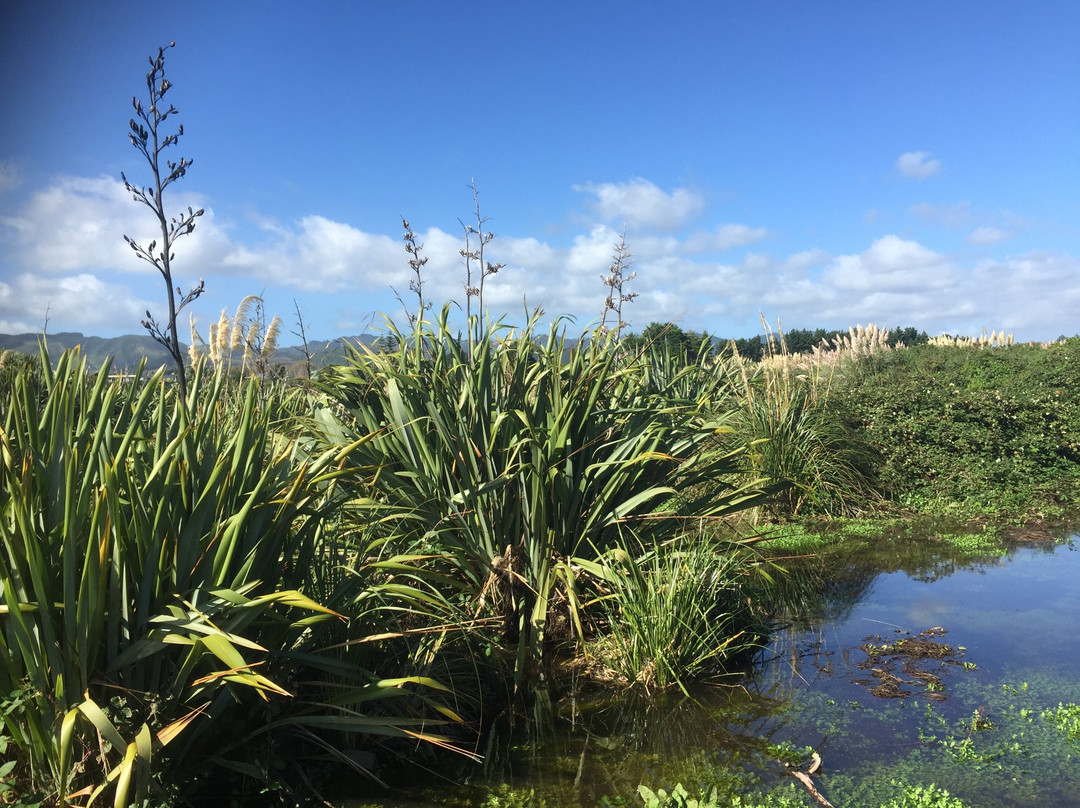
[1,1,1078,344]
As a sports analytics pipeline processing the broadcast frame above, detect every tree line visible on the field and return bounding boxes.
[622,322,930,364]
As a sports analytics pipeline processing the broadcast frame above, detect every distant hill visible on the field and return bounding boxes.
[0,332,175,372]
[0,332,381,374]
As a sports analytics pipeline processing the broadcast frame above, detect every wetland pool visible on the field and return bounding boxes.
[351,534,1080,807]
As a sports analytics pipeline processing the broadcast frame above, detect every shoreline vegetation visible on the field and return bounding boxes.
[3,308,1079,807]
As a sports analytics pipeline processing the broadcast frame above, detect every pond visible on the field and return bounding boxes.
[351,530,1080,807]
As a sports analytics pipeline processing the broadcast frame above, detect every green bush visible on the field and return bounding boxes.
[837,340,1080,517]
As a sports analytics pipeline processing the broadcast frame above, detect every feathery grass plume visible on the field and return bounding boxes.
[806,323,896,368]
[214,308,231,367]
[928,328,1015,349]
[230,295,260,352]
[206,295,284,378]
[262,315,281,359]
[207,321,219,360]
[242,322,257,373]
[188,313,207,364]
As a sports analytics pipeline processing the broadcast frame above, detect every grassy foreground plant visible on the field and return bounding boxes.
[728,325,882,518]
[0,348,463,805]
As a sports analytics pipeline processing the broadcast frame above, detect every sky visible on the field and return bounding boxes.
[1,1,1078,345]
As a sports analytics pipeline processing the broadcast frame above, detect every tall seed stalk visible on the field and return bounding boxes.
[458,183,504,351]
[599,228,637,338]
[121,42,205,400]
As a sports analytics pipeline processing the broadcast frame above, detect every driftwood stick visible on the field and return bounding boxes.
[783,751,834,808]
[790,770,834,808]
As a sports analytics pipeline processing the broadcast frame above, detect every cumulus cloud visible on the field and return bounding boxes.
[783,249,830,273]
[574,179,704,230]
[0,174,228,277]
[2,173,1077,343]
[683,223,769,254]
[223,215,402,293]
[896,151,942,179]
[0,272,155,335]
[826,235,955,292]
[969,251,1080,336]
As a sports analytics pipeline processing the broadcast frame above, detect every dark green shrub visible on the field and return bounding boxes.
[838,341,1080,517]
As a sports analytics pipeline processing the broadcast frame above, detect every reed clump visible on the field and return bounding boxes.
[726,320,883,519]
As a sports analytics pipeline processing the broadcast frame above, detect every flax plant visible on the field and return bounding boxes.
[0,347,464,805]
[316,309,767,709]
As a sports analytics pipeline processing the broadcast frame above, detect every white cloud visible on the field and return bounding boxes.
[0,272,155,335]
[2,173,1077,343]
[0,174,228,280]
[969,251,1080,336]
[222,215,402,293]
[896,151,942,179]
[910,201,973,227]
[826,235,955,292]
[966,226,1012,245]
[574,179,704,230]
[783,249,830,273]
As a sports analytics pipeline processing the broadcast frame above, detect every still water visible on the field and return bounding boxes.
[361,535,1080,807]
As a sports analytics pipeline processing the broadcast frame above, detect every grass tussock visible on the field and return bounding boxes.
[582,535,768,694]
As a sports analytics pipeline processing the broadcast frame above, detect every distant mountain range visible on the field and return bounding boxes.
[0,332,381,374]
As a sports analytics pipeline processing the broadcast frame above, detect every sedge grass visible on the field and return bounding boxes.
[581,534,767,694]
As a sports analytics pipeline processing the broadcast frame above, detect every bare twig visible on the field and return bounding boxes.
[291,299,314,380]
[783,751,834,808]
